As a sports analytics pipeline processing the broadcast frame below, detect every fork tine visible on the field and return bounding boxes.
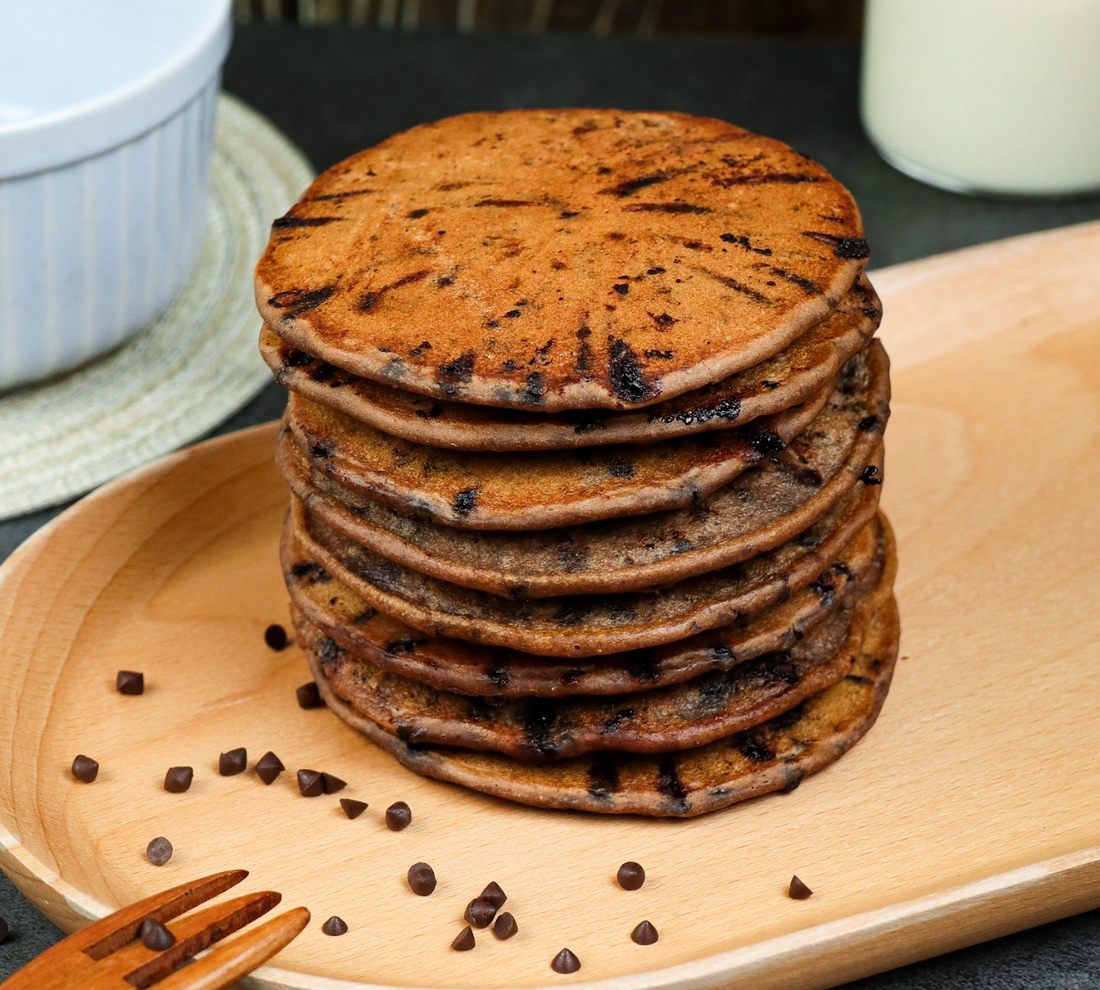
[150,907,311,990]
[75,871,249,960]
[106,891,282,988]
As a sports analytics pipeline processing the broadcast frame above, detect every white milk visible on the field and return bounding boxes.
[861,0,1100,196]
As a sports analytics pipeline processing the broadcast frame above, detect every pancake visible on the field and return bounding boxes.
[259,275,880,452]
[255,109,868,412]
[308,593,900,816]
[280,341,889,596]
[284,467,882,657]
[285,377,832,531]
[289,515,890,699]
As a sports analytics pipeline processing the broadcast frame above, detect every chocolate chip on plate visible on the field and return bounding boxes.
[407,862,436,896]
[631,920,658,945]
[385,801,411,831]
[493,912,517,940]
[142,919,176,950]
[71,755,99,783]
[551,948,581,974]
[264,624,289,650]
[296,682,323,709]
[116,670,144,695]
[321,772,346,794]
[146,837,173,866]
[255,752,285,785]
[219,748,247,776]
[464,897,496,928]
[322,916,348,936]
[297,769,324,797]
[617,861,645,890]
[340,798,368,819]
[481,881,507,909]
[163,767,193,793]
[451,926,475,951]
[788,876,813,900]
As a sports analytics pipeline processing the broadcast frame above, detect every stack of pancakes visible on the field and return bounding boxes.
[255,110,899,817]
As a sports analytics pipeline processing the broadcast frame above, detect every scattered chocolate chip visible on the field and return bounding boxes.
[551,948,581,974]
[255,752,284,785]
[480,881,507,909]
[71,755,99,783]
[142,919,176,950]
[465,897,497,928]
[321,772,346,794]
[451,925,475,951]
[163,767,193,793]
[407,862,437,896]
[297,769,324,797]
[146,837,173,866]
[116,670,144,695]
[322,916,348,936]
[617,861,645,890]
[788,876,813,899]
[493,912,517,940]
[385,801,411,831]
[631,920,658,945]
[138,918,158,938]
[264,624,289,650]
[219,748,247,776]
[0,918,8,943]
[296,682,324,709]
[340,798,368,819]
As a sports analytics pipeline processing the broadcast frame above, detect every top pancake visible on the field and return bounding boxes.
[255,109,868,412]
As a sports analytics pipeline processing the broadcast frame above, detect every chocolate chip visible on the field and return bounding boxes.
[451,925,475,951]
[465,897,496,928]
[255,752,284,785]
[480,881,507,909]
[142,919,176,950]
[407,862,436,896]
[296,682,324,709]
[340,798,368,819]
[617,861,645,890]
[146,837,173,866]
[322,916,348,936]
[116,670,144,695]
[385,801,411,830]
[163,767,193,793]
[551,948,581,973]
[71,755,99,783]
[859,465,882,486]
[788,876,813,899]
[264,624,289,650]
[219,748,247,776]
[297,769,324,797]
[631,920,658,944]
[493,912,517,940]
[321,772,346,794]
[0,918,7,943]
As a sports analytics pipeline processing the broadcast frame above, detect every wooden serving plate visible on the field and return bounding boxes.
[2,222,1100,990]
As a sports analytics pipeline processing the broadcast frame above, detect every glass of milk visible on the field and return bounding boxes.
[861,0,1100,197]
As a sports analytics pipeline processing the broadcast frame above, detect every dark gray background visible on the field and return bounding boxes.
[2,25,1098,986]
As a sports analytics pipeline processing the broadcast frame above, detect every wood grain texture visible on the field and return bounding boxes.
[1,221,1099,990]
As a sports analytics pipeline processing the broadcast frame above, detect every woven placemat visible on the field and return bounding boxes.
[0,94,313,520]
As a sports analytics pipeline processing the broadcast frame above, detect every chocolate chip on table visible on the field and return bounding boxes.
[480,881,507,909]
[617,861,645,890]
[163,767,193,793]
[146,837,173,866]
[219,748,247,776]
[255,752,285,785]
[264,624,289,650]
[788,876,813,900]
[493,912,517,940]
[116,670,144,695]
[297,769,324,797]
[464,897,496,928]
[71,755,99,783]
[551,948,581,974]
[322,916,348,936]
[142,919,176,950]
[407,862,436,896]
[296,682,324,709]
[385,801,411,831]
[451,926,475,951]
[340,798,368,819]
[321,772,346,794]
[631,920,658,945]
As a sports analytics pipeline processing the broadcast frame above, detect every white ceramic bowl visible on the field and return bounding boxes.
[0,0,232,391]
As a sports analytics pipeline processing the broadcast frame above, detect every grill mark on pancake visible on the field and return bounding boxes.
[600,173,673,197]
[438,350,476,383]
[719,233,772,255]
[759,263,822,295]
[272,215,342,228]
[524,699,558,757]
[716,171,821,186]
[696,268,771,304]
[802,231,872,259]
[587,753,621,797]
[452,488,480,516]
[359,269,432,312]
[304,188,375,202]
[655,755,688,808]
[607,337,658,403]
[735,732,774,762]
[624,203,712,214]
[475,198,540,207]
[267,285,337,318]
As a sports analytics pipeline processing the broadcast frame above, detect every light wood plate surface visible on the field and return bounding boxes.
[2,222,1099,990]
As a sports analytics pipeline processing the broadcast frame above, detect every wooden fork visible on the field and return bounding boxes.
[0,870,309,990]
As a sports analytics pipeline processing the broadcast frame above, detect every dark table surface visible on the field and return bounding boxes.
[2,23,1099,987]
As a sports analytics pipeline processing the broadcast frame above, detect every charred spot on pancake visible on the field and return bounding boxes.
[409,340,432,356]
[605,455,635,479]
[698,268,771,304]
[560,210,580,218]
[613,283,630,295]
[501,359,517,373]
[746,430,786,455]
[646,267,666,275]
[556,601,592,628]
[487,660,510,687]
[762,380,779,389]
[452,488,480,516]
[523,373,546,403]
[719,233,773,255]
[715,170,821,187]
[523,699,558,757]
[587,753,621,797]
[267,285,336,318]
[605,708,635,732]
[760,263,822,295]
[735,733,774,762]
[644,349,673,359]
[476,198,538,207]
[575,325,594,378]
[624,202,712,214]
[607,337,658,403]
[285,349,313,367]
[407,208,429,218]
[655,755,688,806]
[809,575,837,608]
[803,231,871,259]
[309,442,334,460]
[858,415,881,432]
[437,274,454,287]
[600,173,673,196]
[358,269,431,312]
[626,653,660,682]
[415,401,443,420]
[290,561,331,585]
[761,651,802,685]
[386,639,420,654]
[438,351,475,383]
[504,309,522,318]
[770,703,806,731]
[860,465,883,486]
[271,214,341,228]
[671,537,693,554]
